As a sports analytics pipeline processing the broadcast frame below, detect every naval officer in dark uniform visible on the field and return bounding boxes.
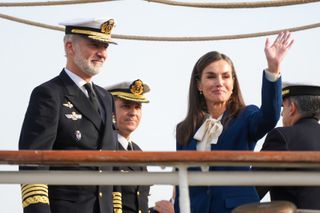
[257,82,320,210]
[106,79,151,213]
[19,18,118,213]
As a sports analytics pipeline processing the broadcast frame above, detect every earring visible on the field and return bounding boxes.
[199,91,203,95]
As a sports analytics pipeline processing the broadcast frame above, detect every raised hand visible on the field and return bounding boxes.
[264,31,294,74]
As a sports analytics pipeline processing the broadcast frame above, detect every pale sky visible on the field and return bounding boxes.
[1,0,320,212]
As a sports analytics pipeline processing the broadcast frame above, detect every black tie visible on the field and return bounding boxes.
[84,83,100,114]
[127,142,133,151]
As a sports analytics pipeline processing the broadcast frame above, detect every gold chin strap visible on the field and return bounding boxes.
[71,29,112,41]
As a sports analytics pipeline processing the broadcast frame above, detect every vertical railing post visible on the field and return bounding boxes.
[178,165,191,213]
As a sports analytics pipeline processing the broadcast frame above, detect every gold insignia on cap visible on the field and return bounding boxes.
[130,79,144,95]
[101,19,115,35]
[282,89,290,96]
[69,19,116,44]
[108,79,150,103]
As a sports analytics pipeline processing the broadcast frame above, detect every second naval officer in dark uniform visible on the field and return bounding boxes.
[106,79,151,213]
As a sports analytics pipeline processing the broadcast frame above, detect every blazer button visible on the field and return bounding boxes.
[99,192,103,198]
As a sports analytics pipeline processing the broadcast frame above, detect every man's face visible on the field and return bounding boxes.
[115,98,142,138]
[73,37,108,77]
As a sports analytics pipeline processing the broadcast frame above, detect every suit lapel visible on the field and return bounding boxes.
[117,142,126,151]
[93,84,108,124]
[59,70,102,130]
[188,138,198,150]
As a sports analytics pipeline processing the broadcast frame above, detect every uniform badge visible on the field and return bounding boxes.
[75,130,81,141]
[130,79,144,95]
[65,111,82,120]
[63,101,73,109]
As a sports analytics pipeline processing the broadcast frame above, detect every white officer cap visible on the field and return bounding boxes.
[59,18,117,44]
[105,79,150,103]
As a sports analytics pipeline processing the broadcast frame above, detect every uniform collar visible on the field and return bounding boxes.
[64,68,93,97]
[118,134,131,150]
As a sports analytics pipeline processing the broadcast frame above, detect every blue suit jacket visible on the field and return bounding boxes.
[175,72,282,213]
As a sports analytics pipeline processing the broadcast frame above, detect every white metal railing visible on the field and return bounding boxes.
[1,150,320,213]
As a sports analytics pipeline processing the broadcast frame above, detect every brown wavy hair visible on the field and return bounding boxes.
[176,51,245,146]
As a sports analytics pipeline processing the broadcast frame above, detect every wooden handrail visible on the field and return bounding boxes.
[1,150,320,167]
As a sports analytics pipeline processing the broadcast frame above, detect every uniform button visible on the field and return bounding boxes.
[99,192,103,198]
[138,211,142,213]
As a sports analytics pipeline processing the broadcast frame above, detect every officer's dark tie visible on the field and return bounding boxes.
[127,142,133,151]
[84,83,100,115]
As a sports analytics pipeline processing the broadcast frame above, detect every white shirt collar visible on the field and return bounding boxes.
[64,68,88,87]
[118,134,131,150]
[64,68,90,96]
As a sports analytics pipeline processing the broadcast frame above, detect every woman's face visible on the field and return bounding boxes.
[197,59,234,106]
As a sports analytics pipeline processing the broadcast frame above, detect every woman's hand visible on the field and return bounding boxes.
[153,200,174,213]
[264,31,294,75]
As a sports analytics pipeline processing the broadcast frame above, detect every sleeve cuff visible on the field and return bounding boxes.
[264,69,280,82]
[21,184,49,208]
